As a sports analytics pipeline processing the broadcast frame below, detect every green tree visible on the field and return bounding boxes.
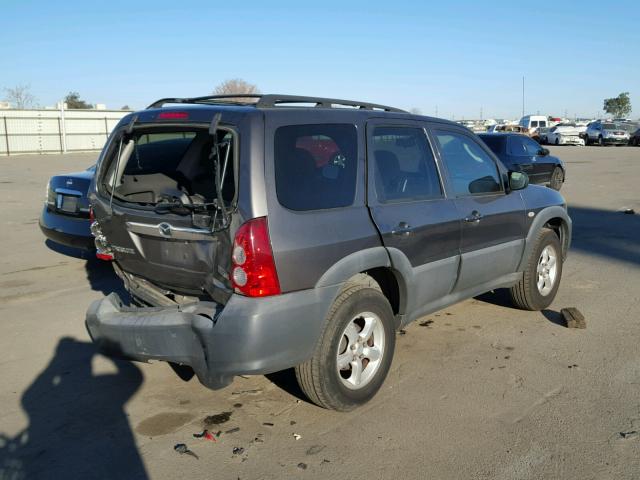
[64,91,92,109]
[603,92,631,118]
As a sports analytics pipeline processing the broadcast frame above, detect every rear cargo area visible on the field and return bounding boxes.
[95,124,236,302]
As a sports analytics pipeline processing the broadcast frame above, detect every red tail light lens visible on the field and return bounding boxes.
[157,111,189,120]
[96,252,114,261]
[230,217,281,297]
[89,206,95,222]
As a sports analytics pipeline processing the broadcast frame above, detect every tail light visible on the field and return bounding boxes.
[89,206,114,261]
[230,217,281,297]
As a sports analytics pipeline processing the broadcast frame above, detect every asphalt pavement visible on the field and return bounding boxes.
[0,145,639,479]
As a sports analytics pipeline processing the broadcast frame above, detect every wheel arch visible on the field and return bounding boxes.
[517,206,572,271]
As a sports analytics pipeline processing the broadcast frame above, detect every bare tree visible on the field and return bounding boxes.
[213,79,260,101]
[3,84,36,109]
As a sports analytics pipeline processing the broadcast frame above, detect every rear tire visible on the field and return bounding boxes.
[509,228,563,311]
[549,167,564,191]
[295,276,396,411]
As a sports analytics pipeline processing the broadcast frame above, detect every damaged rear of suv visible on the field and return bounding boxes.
[87,94,571,411]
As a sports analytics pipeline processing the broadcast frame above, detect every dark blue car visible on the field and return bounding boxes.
[478,133,565,190]
[39,165,96,249]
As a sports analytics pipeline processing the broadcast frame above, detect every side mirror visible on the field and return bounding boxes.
[509,171,529,191]
[538,147,550,156]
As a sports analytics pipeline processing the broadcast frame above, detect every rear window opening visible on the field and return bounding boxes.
[101,125,236,215]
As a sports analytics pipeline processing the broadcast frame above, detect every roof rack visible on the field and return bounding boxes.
[146,94,407,113]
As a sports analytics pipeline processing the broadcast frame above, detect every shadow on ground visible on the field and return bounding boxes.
[0,338,147,480]
[44,240,125,297]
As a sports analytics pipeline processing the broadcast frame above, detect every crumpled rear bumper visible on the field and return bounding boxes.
[86,284,340,389]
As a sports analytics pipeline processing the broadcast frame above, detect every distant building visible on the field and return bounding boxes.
[0,101,10,109]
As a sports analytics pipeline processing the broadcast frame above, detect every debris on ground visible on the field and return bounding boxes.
[232,446,245,455]
[568,364,578,369]
[225,427,240,434]
[619,431,639,440]
[306,445,326,455]
[233,403,243,408]
[419,320,434,327]
[620,208,635,215]
[193,429,217,442]
[297,463,308,470]
[561,307,586,329]
[322,459,331,464]
[398,329,407,335]
[293,433,302,440]
[204,411,232,425]
[232,389,263,395]
[262,422,274,427]
[290,420,297,425]
[174,443,199,459]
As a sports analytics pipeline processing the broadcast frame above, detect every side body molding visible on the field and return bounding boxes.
[517,205,572,271]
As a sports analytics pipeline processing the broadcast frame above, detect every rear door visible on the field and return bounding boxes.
[430,126,526,292]
[366,119,461,307]
[506,135,537,180]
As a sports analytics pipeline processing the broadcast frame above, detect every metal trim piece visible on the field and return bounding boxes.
[126,221,213,241]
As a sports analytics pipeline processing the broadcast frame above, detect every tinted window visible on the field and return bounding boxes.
[523,137,542,155]
[539,120,547,127]
[275,124,357,211]
[435,130,502,196]
[531,121,539,127]
[478,135,506,155]
[371,126,442,203]
[508,136,540,156]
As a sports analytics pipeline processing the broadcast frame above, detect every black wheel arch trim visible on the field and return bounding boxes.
[517,205,572,271]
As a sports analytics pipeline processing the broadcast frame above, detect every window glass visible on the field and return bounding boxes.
[435,130,502,196]
[539,120,547,127]
[274,124,357,211]
[478,134,505,155]
[523,137,542,155]
[531,120,539,127]
[371,126,442,203]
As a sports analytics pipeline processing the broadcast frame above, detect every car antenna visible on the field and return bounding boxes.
[109,114,138,210]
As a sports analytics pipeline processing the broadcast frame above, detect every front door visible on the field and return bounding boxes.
[431,126,526,292]
[366,120,461,313]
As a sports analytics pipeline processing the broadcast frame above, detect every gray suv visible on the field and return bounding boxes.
[86,94,572,411]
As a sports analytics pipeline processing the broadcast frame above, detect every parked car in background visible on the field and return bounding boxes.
[39,165,96,249]
[478,133,565,190]
[630,127,640,146]
[487,124,528,134]
[545,124,585,146]
[584,121,630,146]
[85,94,572,411]
[518,115,548,140]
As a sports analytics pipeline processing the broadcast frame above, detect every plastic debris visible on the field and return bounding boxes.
[225,427,240,434]
[306,445,326,455]
[561,307,586,329]
[293,433,302,441]
[297,463,308,470]
[232,447,245,455]
[262,422,274,427]
[419,320,434,327]
[174,443,198,459]
[193,429,216,442]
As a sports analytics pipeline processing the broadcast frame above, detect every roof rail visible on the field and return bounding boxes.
[146,94,407,113]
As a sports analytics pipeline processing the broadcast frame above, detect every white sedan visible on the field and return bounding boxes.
[546,125,585,146]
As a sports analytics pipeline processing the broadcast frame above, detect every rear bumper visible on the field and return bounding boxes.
[39,206,94,250]
[602,138,629,145]
[86,285,340,389]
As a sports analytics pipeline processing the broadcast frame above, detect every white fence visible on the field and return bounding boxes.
[0,109,129,156]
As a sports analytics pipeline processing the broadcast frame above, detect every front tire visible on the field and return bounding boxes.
[295,276,396,411]
[510,228,563,311]
[549,167,564,190]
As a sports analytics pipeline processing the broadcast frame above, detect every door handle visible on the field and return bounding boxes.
[464,211,483,223]
[391,221,412,236]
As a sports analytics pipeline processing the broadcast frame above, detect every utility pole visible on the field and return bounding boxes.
[480,106,483,121]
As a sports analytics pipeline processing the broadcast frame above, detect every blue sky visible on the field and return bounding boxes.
[1,0,638,119]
